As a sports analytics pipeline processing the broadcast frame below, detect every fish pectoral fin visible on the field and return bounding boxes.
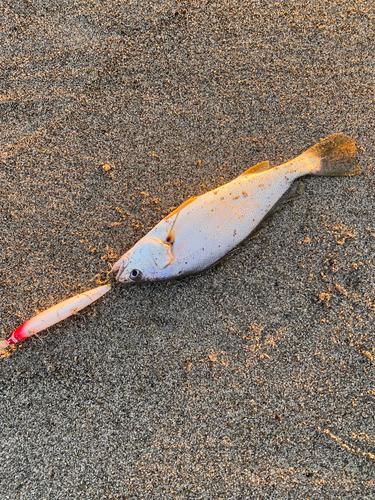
[240,160,270,176]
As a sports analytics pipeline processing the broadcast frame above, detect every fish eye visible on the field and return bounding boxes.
[129,269,143,281]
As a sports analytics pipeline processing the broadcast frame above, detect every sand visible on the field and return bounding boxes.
[0,0,374,498]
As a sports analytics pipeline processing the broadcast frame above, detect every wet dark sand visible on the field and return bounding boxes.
[1,1,374,498]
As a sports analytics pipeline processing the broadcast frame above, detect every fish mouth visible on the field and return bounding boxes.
[112,257,129,281]
[112,264,120,275]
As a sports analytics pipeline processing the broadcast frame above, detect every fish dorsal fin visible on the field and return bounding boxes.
[165,196,199,244]
[240,160,270,177]
[166,196,198,244]
[165,196,199,220]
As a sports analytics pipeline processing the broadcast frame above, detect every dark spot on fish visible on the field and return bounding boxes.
[232,195,240,200]
[242,191,248,197]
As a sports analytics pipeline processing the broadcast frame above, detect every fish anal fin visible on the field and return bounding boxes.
[248,181,306,241]
[240,160,270,177]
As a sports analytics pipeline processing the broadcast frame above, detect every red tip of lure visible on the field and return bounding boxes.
[1,322,36,353]
[6,323,29,345]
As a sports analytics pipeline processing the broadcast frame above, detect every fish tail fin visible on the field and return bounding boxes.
[302,133,360,177]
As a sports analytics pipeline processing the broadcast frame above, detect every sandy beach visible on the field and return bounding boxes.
[1,0,374,498]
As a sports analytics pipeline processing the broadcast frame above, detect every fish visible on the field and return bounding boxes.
[0,285,111,353]
[113,133,359,284]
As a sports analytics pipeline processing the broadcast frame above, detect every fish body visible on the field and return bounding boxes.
[113,134,359,283]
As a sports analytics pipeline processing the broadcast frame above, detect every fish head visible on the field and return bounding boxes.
[113,237,174,283]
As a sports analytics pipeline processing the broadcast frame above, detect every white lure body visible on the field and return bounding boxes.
[1,285,111,351]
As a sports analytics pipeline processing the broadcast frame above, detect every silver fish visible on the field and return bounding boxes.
[113,133,359,283]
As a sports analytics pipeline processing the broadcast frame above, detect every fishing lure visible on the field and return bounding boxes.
[0,285,111,353]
